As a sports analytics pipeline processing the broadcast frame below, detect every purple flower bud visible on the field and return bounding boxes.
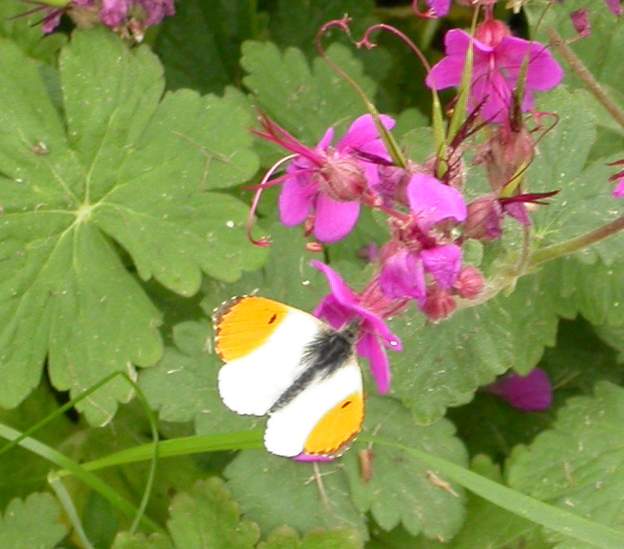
[571,9,591,38]
[487,369,553,412]
[422,287,456,322]
[605,0,623,16]
[454,266,485,299]
[614,178,624,198]
[464,196,503,241]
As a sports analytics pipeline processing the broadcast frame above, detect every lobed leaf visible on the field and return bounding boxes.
[241,41,377,143]
[342,397,467,541]
[507,381,624,547]
[0,29,265,423]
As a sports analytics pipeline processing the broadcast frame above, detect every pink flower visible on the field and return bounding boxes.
[257,114,395,243]
[379,174,467,306]
[101,0,129,26]
[312,261,402,394]
[413,0,451,18]
[605,0,623,16]
[487,369,553,412]
[609,160,624,198]
[426,20,564,123]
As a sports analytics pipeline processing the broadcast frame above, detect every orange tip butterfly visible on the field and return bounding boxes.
[214,295,364,459]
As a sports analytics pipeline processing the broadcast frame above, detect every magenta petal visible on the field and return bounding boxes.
[379,249,426,303]
[313,295,353,330]
[488,369,553,412]
[317,127,335,151]
[311,261,359,309]
[426,56,466,90]
[313,194,360,243]
[604,0,623,16]
[472,70,513,123]
[445,29,492,56]
[497,37,564,92]
[279,173,315,226]
[613,178,624,198]
[407,174,467,230]
[504,202,531,225]
[338,114,395,151]
[421,244,462,289]
[427,0,451,17]
[294,453,335,462]
[357,332,391,394]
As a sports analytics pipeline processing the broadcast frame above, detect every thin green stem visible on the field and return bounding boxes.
[548,28,624,131]
[59,430,265,476]
[529,215,624,268]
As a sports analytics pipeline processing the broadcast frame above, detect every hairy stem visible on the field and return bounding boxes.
[548,28,624,130]
[529,215,624,268]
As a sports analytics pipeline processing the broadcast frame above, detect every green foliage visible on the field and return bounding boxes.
[508,382,624,547]
[241,41,377,142]
[342,397,467,540]
[0,1,66,64]
[389,300,513,423]
[225,451,367,540]
[155,0,263,93]
[0,28,264,423]
[259,526,362,549]
[0,492,67,549]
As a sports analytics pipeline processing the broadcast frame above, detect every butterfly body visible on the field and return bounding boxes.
[214,296,364,458]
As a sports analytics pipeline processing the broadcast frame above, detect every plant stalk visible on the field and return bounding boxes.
[548,28,624,131]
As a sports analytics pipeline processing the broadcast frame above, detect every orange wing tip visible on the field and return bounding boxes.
[303,393,365,457]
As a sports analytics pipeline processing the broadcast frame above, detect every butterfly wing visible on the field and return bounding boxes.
[215,296,325,416]
[264,356,364,458]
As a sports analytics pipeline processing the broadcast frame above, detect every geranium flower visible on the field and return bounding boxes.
[426,20,564,123]
[312,260,402,394]
[487,369,553,412]
[379,174,467,306]
[256,114,395,243]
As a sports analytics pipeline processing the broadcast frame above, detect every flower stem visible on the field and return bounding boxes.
[529,215,624,268]
[548,28,624,131]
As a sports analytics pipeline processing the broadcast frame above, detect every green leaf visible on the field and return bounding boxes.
[449,455,549,549]
[155,0,262,93]
[139,319,259,435]
[259,525,362,549]
[507,381,624,547]
[0,0,66,64]
[0,29,264,423]
[167,478,260,549]
[267,0,374,58]
[389,300,513,423]
[0,493,67,549]
[526,1,624,95]
[225,451,367,541]
[342,397,467,541]
[241,41,377,143]
[528,87,623,265]
[113,532,174,549]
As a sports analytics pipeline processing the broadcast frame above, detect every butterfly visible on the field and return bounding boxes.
[214,295,364,459]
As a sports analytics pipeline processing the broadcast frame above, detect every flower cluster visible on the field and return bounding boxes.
[38,0,175,38]
[249,13,570,399]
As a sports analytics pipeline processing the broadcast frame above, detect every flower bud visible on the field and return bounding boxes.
[454,266,485,299]
[464,196,503,241]
[422,288,456,322]
[571,9,591,38]
[483,125,535,191]
[319,155,367,201]
[474,19,511,48]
